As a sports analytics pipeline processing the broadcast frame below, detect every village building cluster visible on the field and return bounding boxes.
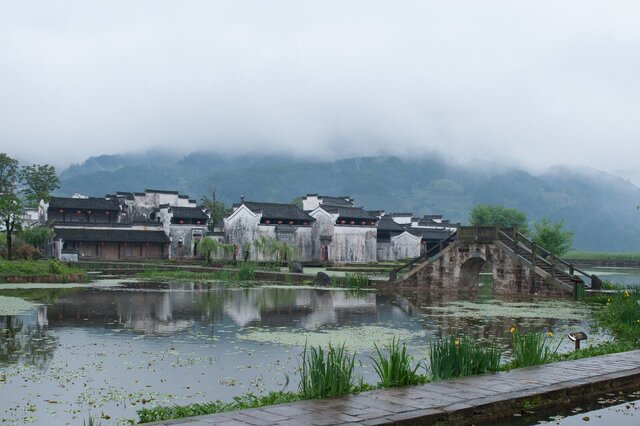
[40,191,456,263]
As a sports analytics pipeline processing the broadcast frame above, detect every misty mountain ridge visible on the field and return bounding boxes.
[57,153,640,252]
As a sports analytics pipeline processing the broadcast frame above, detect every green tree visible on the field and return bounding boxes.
[468,204,528,233]
[0,153,21,260]
[0,153,19,194]
[532,218,574,257]
[19,226,53,250]
[200,195,226,232]
[290,196,303,210]
[0,192,23,260]
[19,164,60,208]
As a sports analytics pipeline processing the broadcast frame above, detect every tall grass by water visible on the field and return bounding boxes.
[509,328,561,368]
[236,262,257,281]
[596,289,640,344]
[428,335,502,381]
[371,337,425,387]
[299,343,358,399]
[331,272,371,289]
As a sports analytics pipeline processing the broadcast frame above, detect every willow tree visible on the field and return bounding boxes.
[197,238,235,264]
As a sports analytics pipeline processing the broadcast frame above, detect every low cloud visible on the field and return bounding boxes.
[1,0,639,172]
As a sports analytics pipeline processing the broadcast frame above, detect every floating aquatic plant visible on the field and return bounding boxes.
[0,295,35,315]
[238,325,426,353]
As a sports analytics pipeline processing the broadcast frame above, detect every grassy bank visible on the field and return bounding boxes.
[135,269,235,282]
[564,251,640,262]
[135,262,260,283]
[0,259,87,282]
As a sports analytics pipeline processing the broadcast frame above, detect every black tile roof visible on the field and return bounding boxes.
[170,206,209,220]
[318,196,355,207]
[409,228,456,241]
[49,197,121,211]
[324,206,377,221]
[377,216,406,233]
[242,201,314,221]
[55,227,170,243]
[145,189,179,195]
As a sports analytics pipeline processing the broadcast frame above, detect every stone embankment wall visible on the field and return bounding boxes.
[1,274,87,283]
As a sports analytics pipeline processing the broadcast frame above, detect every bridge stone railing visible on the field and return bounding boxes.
[456,226,516,244]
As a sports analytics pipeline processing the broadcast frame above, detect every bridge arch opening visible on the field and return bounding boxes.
[459,255,494,290]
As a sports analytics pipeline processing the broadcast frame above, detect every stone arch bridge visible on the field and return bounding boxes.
[388,227,599,297]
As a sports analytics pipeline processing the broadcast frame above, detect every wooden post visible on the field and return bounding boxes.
[531,242,536,267]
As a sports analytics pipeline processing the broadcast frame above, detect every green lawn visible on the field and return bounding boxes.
[563,251,640,262]
[0,259,85,277]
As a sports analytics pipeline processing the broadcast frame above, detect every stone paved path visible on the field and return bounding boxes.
[147,350,640,425]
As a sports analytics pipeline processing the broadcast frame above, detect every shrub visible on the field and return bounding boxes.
[48,259,62,274]
[19,227,52,249]
[371,338,425,388]
[14,243,42,260]
[509,328,561,368]
[428,335,502,381]
[299,343,358,399]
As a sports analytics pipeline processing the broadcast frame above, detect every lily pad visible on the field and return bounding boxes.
[238,325,426,352]
[423,300,595,320]
[0,295,35,315]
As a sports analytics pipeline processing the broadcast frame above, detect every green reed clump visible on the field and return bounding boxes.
[344,272,370,289]
[509,328,561,368]
[371,337,426,388]
[428,335,502,381]
[299,343,358,399]
[83,415,102,426]
[595,289,640,345]
[236,262,257,281]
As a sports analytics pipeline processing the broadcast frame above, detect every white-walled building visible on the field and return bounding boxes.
[41,189,208,261]
[224,201,315,261]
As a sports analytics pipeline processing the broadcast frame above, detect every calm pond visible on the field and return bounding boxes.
[0,279,603,425]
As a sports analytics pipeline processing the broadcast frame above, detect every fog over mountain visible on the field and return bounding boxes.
[2,1,640,174]
[58,152,640,252]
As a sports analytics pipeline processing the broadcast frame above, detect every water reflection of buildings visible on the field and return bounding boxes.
[41,285,380,335]
[223,289,377,329]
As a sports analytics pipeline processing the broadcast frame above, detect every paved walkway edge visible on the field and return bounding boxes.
[148,350,640,425]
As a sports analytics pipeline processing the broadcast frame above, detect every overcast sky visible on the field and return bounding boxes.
[1,1,639,175]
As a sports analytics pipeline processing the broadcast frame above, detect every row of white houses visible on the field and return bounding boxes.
[223,194,456,263]
[39,190,455,263]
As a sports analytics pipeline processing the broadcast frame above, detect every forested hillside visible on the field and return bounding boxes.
[58,153,640,251]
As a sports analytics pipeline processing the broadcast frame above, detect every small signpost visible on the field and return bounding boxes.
[568,332,588,350]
